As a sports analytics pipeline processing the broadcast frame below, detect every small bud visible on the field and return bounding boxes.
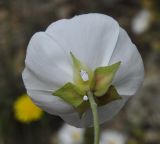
[83,95,88,101]
[80,70,89,81]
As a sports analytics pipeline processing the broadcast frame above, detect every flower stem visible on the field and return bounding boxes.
[83,128,94,144]
[87,91,100,144]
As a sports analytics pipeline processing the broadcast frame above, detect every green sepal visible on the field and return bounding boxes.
[52,82,85,108]
[95,85,122,106]
[52,82,90,118]
[52,54,122,119]
[94,61,121,97]
[70,52,95,91]
[76,101,90,118]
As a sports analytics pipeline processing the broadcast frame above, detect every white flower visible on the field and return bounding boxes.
[22,13,144,127]
[57,124,84,144]
[132,9,151,34]
[100,130,126,144]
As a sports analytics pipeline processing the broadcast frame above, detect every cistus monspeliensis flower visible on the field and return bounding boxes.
[22,13,144,128]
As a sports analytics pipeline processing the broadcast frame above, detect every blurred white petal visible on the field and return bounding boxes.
[100,130,127,144]
[132,9,151,34]
[58,124,84,144]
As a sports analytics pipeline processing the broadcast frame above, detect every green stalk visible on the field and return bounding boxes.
[83,128,94,144]
[87,91,100,144]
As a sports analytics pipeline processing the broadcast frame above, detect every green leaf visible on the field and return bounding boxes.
[94,61,121,97]
[52,82,85,108]
[96,85,122,106]
[70,52,95,91]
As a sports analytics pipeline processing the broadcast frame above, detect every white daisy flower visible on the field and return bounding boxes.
[58,124,84,144]
[100,130,126,144]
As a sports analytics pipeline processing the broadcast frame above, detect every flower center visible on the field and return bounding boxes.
[80,69,89,81]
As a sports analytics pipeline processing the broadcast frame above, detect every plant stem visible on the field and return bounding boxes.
[83,128,94,144]
[87,91,100,144]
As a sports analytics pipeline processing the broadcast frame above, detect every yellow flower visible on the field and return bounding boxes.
[14,94,43,123]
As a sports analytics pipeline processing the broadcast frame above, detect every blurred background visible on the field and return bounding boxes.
[0,0,160,144]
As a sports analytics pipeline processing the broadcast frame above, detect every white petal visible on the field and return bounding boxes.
[23,68,72,114]
[24,32,73,90]
[58,124,84,144]
[132,9,151,34]
[60,97,128,128]
[109,28,144,96]
[22,32,74,114]
[100,130,126,144]
[46,13,119,69]
[27,89,74,115]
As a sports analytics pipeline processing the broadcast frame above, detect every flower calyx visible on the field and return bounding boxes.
[53,52,122,118]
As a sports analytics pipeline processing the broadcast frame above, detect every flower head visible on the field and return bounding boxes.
[14,94,43,123]
[100,130,126,144]
[22,13,144,127]
[57,124,84,144]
